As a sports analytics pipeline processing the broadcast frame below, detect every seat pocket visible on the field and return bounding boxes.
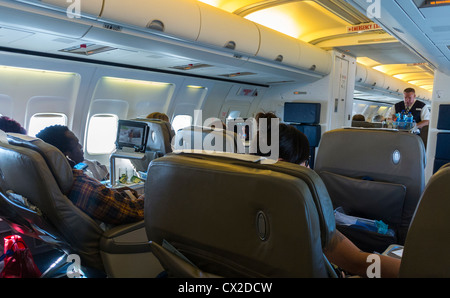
[319,171,406,227]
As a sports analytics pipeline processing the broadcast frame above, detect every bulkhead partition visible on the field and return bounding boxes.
[283,102,322,169]
[433,104,450,173]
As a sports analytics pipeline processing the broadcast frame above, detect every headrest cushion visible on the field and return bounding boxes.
[6,133,73,194]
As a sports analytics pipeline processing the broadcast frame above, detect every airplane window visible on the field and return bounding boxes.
[86,114,118,155]
[227,111,241,119]
[28,113,67,137]
[172,115,192,133]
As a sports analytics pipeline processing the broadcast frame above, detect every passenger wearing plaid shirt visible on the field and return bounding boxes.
[69,170,144,225]
[36,125,144,225]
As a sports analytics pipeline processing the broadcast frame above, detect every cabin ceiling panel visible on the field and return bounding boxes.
[343,0,448,84]
[200,0,436,92]
[336,43,425,65]
[0,0,439,92]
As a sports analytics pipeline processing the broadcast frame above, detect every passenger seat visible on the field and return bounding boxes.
[144,151,337,277]
[172,125,240,153]
[399,163,450,277]
[0,133,163,277]
[314,128,425,252]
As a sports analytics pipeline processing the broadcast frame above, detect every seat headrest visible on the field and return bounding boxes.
[6,133,73,194]
[173,126,240,153]
[139,119,174,153]
[315,128,426,179]
[351,121,382,128]
[128,118,174,172]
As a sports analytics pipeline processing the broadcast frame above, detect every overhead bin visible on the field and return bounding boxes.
[0,0,331,84]
[100,0,201,42]
[364,66,385,89]
[40,0,104,17]
[383,75,407,93]
[254,23,331,75]
[0,1,96,39]
[255,24,301,67]
[355,63,368,84]
[298,42,332,75]
[355,63,432,101]
[196,2,260,56]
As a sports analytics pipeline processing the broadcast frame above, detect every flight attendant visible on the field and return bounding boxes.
[390,87,430,132]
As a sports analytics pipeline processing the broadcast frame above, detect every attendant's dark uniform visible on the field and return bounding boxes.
[394,100,426,124]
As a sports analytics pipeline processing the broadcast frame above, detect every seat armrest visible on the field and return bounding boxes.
[100,220,151,254]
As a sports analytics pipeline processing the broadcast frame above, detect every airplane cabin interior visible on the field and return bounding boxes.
[0,0,449,281]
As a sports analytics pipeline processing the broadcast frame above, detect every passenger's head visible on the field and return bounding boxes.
[36,125,84,166]
[404,87,416,107]
[372,114,385,122]
[146,112,169,122]
[352,114,365,121]
[255,112,278,124]
[255,113,310,165]
[0,116,27,134]
[278,124,310,165]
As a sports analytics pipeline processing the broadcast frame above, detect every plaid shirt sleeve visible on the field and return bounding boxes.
[69,170,144,225]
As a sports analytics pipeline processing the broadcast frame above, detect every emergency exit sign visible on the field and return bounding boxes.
[347,23,381,33]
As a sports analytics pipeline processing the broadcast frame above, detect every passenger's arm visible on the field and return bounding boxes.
[323,230,401,278]
[417,107,430,129]
[70,172,145,225]
[93,185,145,225]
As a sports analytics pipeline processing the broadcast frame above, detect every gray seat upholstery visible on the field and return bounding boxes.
[314,128,425,252]
[0,133,163,277]
[1,134,104,269]
[399,163,450,277]
[128,118,174,172]
[144,152,337,277]
[172,126,240,153]
[351,120,382,128]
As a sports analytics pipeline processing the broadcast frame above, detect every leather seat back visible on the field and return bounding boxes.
[315,128,425,250]
[144,152,335,277]
[128,118,174,172]
[172,126,240,153]
[399,163,450,277]
[0,133,104,270]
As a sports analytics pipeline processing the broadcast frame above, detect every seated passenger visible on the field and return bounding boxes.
[36,125,143,225]
[146,112,169,122]
[256,116,400,277]
[372,114,385,123]
[352,114,365,121]
[0,116,27,134]
[36,125,108,181]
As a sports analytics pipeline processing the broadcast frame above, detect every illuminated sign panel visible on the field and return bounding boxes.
[347,23,381,33]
